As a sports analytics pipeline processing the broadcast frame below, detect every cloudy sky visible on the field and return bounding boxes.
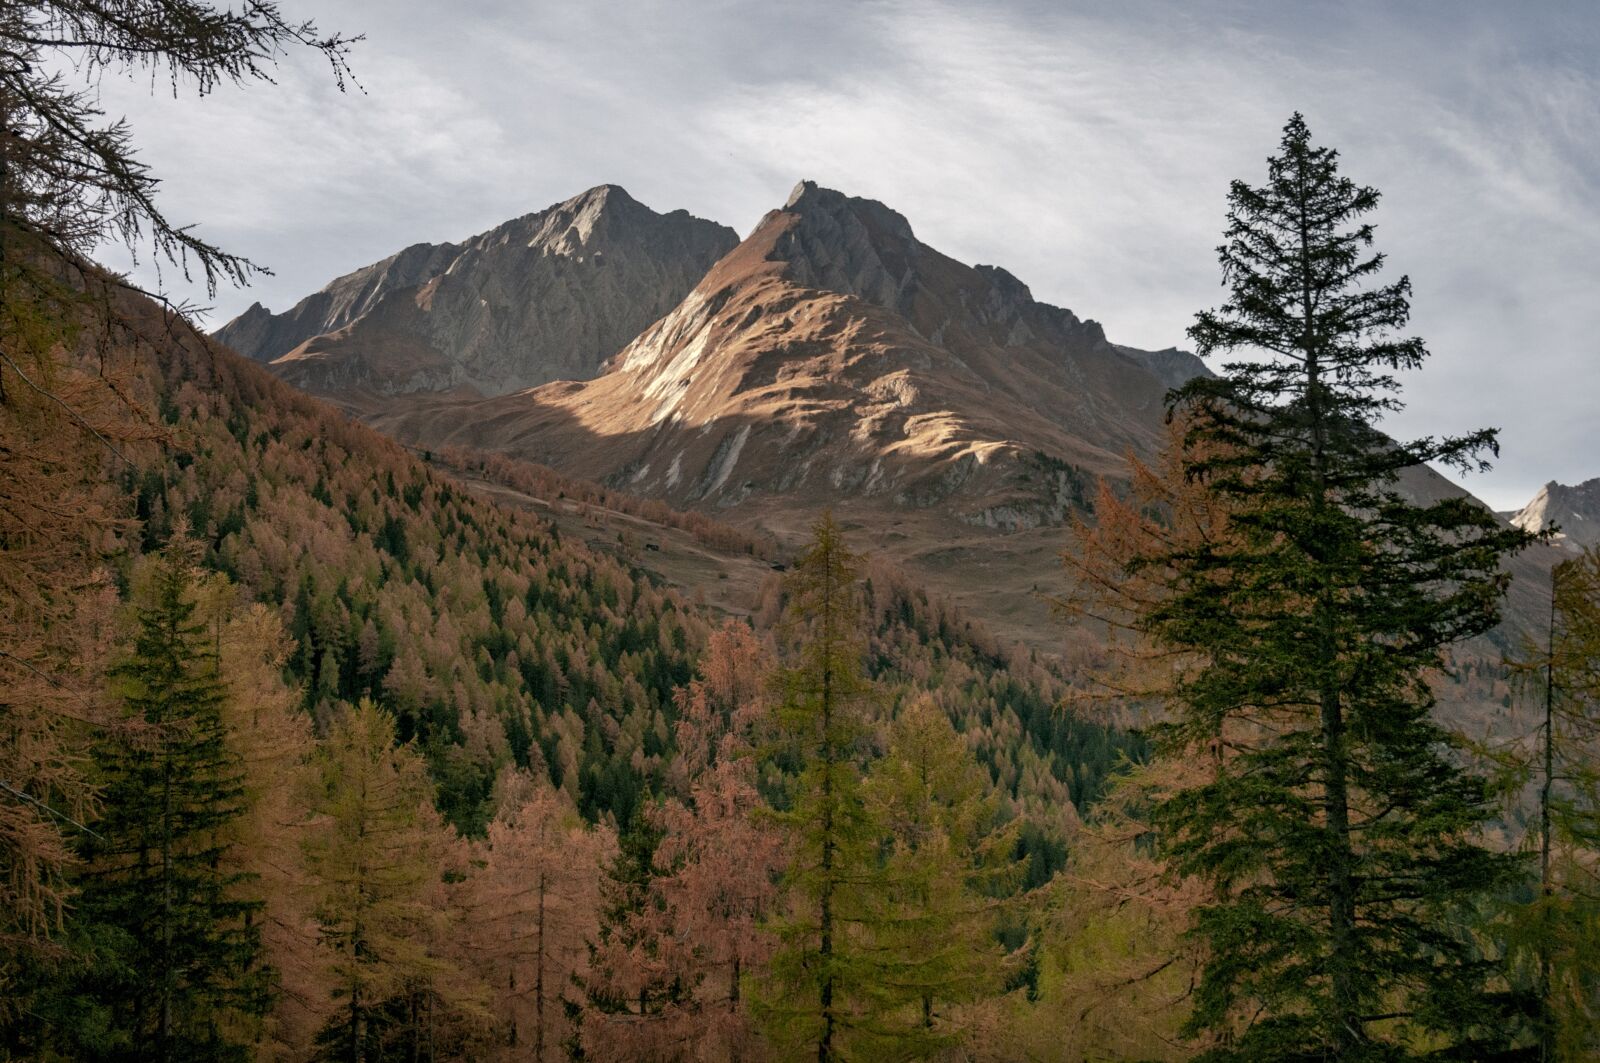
[91,0,1597,510]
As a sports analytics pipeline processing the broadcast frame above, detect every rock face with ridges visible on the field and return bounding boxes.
[213,185,738,398]
[367,180,1208,531]
[1511,477,1600,551]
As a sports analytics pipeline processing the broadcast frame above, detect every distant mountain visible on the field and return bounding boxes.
[1510,476,1600,551]
[96,274,1130,843]
[369,180,1206,531]
[327,180,1211,655]
[214,185,738,398]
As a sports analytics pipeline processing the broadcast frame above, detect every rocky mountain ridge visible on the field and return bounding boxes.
[368,180,1206,532]
[326,179,1217,652]
[215,185,737,397]
[1510,476,1600,551]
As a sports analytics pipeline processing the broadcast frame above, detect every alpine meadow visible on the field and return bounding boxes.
[2,2,1597,1061]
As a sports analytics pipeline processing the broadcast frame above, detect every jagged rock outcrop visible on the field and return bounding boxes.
[1511,477,1600,551]
[214,185,738,398]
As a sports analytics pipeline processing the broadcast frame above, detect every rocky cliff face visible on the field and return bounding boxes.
[214,185,738,398]
[1511,477,1600,551]
[369,180,1207,533]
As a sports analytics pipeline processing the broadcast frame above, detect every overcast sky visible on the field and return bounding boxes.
[90,0,1597,510]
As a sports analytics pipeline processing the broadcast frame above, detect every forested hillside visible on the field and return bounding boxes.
[1,259,1138,1058]
[4,5,1597,1061]
[126,309,1134,836]
[130,322,708,834]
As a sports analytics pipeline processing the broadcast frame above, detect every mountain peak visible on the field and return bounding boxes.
[589,182,632,199]
[784,178,820,209]
[781,179,916,243]
[763,181,1104,357]
[566,183,638,211]
[536,184,654,248]
[758,180,926,314]
[1511,475,1600,551]
[214,186,738,396]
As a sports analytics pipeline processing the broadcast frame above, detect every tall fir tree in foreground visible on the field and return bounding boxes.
[754,513,888,1061]
[1140,114,1536,1060]
[69,536,270,1060]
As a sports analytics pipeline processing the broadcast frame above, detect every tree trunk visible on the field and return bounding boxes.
[1539,566,1557,1061]
[730,955,742,1063]
[1299,167,1360,1058]
[350,984,362,1063]
[1321,675,1359,1056]
[535,867,547,1063]
[160,731,174,1061]
[409,993,421,1063]
[818,552,836,1063]
[508,968,518,1050]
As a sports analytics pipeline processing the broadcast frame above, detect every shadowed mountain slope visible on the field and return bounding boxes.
[215,185,738,398]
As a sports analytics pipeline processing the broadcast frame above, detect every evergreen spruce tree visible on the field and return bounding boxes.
[753,512,889,1061]
[1138,114,1537,1060]
[70,535,270,1061]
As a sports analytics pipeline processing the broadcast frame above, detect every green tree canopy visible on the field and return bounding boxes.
[755,512,889,1062]
[67,535,268,1060]
[1140,114,1537,1060]
[864,695,1021,1049]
